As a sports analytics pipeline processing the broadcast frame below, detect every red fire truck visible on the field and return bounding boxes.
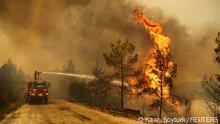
[24,71,50,104]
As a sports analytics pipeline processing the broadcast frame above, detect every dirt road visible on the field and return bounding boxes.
[0,100,139,124]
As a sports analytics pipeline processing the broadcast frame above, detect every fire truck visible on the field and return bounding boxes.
[24,71,50,104]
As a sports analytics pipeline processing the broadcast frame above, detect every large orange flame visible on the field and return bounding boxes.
[133,8,172,98]
[132,8,184,113]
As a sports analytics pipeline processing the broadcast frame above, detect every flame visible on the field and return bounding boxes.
[132,8,172,98]
[126,76,139,94]
[126,76,138,86]
[166,99,185,113]
[132,9,170,51]
[132,8,184,114]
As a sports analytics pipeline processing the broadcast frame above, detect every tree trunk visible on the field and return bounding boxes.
[120,57,124,110]
[218,113,220,124]
[159,80,163,118]
[94,90,97,106]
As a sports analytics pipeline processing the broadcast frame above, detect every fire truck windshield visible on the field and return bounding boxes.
[32,82,48,89]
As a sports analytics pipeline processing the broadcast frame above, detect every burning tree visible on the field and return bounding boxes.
[132,9,177,118]
[103,39,138,110]
[202,32,220,123]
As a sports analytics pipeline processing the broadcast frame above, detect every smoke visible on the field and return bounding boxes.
[0,0,219,84]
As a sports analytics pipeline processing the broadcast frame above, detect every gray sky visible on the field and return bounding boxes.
[138,0,220,27]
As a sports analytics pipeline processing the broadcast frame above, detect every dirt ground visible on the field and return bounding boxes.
[0,100,139,124]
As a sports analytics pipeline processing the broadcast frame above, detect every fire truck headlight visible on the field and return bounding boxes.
[31,93,35,96]
[46,93,49,95]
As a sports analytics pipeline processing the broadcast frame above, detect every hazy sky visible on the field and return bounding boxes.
[138,0,220,27]
[0,0,219,80]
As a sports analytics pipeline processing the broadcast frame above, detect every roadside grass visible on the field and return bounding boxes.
[0,101,23,121]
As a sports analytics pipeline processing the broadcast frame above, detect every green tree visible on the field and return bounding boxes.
[202,75,220,123]
[86,61,111,106]
[202,32,220,123]
[92,61,105,78]
[61,59,78,99]
[63,59,77,73]
[103,39,138,110]
[68,79,89,103]
[86,77,111,106]
[0,59,26,117]
[214,32,220,64]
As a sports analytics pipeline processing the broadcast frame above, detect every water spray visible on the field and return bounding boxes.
[41,71,128,87]
[42,72,95,80]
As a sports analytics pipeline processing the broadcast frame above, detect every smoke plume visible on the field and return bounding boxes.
[0,0,219,85]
